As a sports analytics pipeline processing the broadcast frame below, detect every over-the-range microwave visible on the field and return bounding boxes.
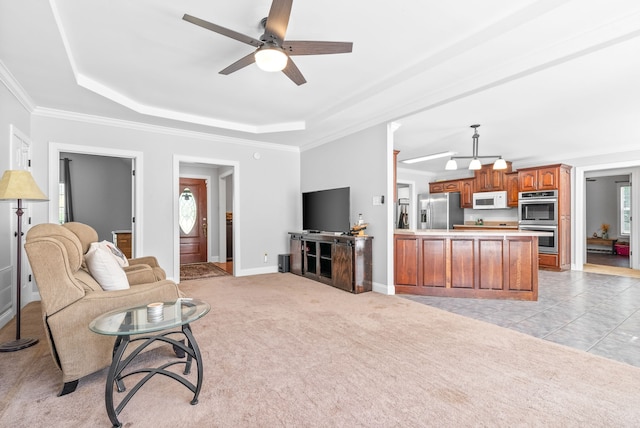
[472,191,508,209]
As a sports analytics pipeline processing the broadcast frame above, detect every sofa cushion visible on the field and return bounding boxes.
[99,240,129,267]
[62,222,99,255]
[85,242,130,291]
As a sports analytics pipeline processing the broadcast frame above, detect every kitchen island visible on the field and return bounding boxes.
[394,229,552,301]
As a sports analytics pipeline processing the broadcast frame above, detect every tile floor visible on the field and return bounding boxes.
[401,269,640,368]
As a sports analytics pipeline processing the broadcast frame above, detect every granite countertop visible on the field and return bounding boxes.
[395,229,553,237]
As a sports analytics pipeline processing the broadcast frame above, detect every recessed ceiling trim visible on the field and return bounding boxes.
[50,0,305,134]
[32,106,300,153]
[74,73,305,134]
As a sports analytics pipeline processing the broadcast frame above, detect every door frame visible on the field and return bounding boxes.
[218,169,233,262]
[396,179,416,230]
[173,155,239,280]
[179,175,211,263]
[48,142,141,254]
[575,161,639,270]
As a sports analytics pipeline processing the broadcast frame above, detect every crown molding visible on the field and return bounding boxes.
[0,60,36,112]
[32,106,299,153]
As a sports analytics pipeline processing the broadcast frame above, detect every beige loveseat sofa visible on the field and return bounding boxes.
[25,222,182,395]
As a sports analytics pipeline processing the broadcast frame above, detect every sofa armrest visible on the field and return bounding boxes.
[123,265,157,285]
[129,256,160,268]
[128,256,166,280]
[25,237,86,316]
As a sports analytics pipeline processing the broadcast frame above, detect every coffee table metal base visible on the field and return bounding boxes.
[105,323,203,428]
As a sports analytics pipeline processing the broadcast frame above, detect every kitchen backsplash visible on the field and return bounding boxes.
[464,208,518,223]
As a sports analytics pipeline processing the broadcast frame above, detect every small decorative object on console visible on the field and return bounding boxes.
[351,223,368,236]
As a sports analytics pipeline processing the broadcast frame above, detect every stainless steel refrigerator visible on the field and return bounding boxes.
[418,192,464,229]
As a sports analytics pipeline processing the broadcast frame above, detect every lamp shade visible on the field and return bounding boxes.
[493,157,507,170]
[255,46,288,72]
[445,159,458,170]
[0,170,48,201]
[468,159,482,170]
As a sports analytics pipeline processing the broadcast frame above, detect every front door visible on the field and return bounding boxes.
[179,178,208,264]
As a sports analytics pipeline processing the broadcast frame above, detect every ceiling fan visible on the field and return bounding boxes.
[182,0,353,85]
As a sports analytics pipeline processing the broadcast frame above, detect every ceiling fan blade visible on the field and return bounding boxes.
[283,41,353,55]
[282,58,306,86]
[183,14,262,48]
[219,52,256,75]
[264,0,293,45]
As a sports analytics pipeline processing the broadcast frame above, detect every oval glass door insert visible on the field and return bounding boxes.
[179,188,197,234]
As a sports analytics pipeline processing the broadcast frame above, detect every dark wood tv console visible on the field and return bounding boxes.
[289,233,373,294]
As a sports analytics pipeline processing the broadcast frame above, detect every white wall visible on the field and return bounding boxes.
[30,115,300,280]
[301,124,388,291]
[0,82,33,329]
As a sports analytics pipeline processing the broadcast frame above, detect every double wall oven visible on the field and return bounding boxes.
[518,190,558,254]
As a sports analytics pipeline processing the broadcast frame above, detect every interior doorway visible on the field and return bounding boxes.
[585,173,630,269]
[49,144,140,257]
[396,179,416,230]
[576,163,638,273]
[179,177,208,264]
[174,156,238,279]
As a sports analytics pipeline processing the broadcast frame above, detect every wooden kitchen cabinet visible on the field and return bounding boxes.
[517,164,571,271]
[505,172,520,207]
[429,179,460,194]
[537,166,560,190]
[518,164,567,192]
[460,178,475,208]
[474,162,512,192]
[394,232,539,300]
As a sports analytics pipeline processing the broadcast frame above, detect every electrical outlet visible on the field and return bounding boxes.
[264,252,268,263]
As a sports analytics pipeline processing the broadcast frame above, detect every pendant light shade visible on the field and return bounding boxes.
[445,159,458,170]
[493,157,507,170]
[468,159,482,170]
[445,124,507,170]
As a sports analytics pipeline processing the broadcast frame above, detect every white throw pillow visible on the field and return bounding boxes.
[85,242,130,291]
[99,240,129,267]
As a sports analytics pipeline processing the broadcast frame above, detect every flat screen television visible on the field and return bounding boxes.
[302,187,350,233]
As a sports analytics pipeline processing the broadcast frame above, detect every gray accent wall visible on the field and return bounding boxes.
[60,152,132,242]
[301,124,388,288]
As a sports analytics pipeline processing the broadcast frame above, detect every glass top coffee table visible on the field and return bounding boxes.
[89,298,210,428]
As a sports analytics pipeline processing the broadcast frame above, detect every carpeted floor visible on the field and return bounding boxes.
[2,273,640,427]
[180,262,230,281]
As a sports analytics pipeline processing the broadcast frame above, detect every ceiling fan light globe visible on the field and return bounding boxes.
[493,157,507,170]
[255,47,288,72]
[468,159,482,170]
[445,159,458,170]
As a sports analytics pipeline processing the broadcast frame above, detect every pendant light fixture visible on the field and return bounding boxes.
[445,124,507,171]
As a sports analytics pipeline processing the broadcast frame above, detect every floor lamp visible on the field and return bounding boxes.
[0,170,48,352]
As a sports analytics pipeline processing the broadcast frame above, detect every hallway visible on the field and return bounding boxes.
[403,269,640,368]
